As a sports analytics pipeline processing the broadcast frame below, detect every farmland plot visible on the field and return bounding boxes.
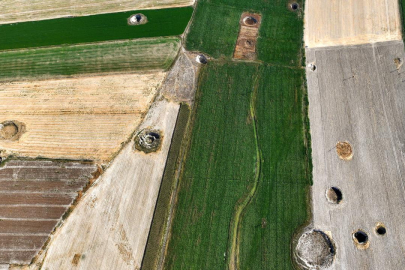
[164,62,259,269]
[0,0,193,25]
[239,66,310,269]
[0,73,165,162]
[185,0,304,66]
[163,62,310,270]
[0,37,180,81]
[0,7,193,50]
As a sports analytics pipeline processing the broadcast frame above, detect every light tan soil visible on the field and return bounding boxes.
[304,0,402,48]
[0,0,194,25]
[37,100,180,270]
[0,72,165,162]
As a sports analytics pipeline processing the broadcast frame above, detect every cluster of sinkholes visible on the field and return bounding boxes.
[326,141,387,251]
[295,139,389,268]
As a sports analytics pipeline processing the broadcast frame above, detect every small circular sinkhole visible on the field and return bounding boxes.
[353,230,369,249]
[291,3,299,10]
[243,16,257,26]
[394,57,403,69]
[375,224,387,236]
[307,63,316,71]
[196,54,208,64]
[128,13,147,25]
[326,187,342,204]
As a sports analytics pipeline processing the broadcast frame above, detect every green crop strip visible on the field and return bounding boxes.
[0,7,193,50]
[0,37,181,81]
[228,73,262,270]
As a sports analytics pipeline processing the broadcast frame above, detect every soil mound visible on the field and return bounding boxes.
[336,141,353,160]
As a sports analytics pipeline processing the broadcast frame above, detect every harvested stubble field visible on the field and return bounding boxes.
[0,72,165,162]
[0,7,193,50]
[164,61,310,269]
[0,0,193,25]
[185,0,304,66]
[304,0,402,47]
[0,37,180,81]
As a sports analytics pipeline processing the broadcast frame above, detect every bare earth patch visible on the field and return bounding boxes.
[233,12,262,60]
[336,141,353,160]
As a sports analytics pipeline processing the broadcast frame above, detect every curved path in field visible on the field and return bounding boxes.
[228,76,262,270]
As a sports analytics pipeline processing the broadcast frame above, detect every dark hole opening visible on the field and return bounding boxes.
[354,231,368,244]
[326,186,343,204]
[376,226,386,235]
[147,132,160,139]
[135,14,142,22]
[244,16,257,26]
[198,55,208,64]
[291,3,299,10]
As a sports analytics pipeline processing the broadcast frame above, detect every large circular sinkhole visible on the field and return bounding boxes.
[0,122,18,139]
[353,230,369,249]
[375,223,387,236]
[326,187,343,204]
[134,129,163,153]
[336,141,353,160]
[0,121,25,141]
[295,229,335,269]
[243,16,258,26]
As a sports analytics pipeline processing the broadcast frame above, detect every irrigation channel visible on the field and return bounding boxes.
[228,75,262,270]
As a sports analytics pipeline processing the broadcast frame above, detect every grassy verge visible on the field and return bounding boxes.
[0,37,180,81]
[0,7,193,50]
[141,104,191,270]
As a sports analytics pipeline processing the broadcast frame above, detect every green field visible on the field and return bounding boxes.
[164,60,310,269]
[186,0,304,66]
[0,7,193,50]
[0,37,180,81]
[158,0,311,269]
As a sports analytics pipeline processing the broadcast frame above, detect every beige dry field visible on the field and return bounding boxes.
[34,100,179,270]
[0,73,165,162]
[0,0,194,24]
[304,0,402,47]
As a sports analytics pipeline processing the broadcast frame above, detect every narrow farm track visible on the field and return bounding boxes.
[228,75,262,270]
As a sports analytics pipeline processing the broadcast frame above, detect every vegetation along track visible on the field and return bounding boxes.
[228,75,262,270]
